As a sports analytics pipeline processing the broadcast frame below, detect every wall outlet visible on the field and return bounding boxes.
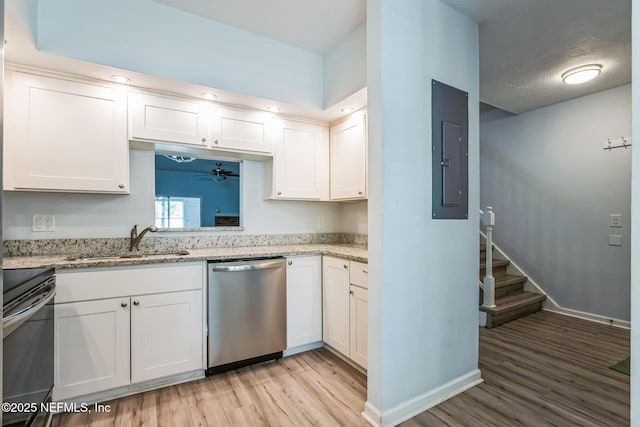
[610,214,622,228]
[317,216,325,229]
[33,214,55,232]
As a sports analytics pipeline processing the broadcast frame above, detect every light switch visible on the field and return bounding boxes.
[608,235,622,246]
[610,214,622,228]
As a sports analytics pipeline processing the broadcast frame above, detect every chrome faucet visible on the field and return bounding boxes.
[129,224,157,251]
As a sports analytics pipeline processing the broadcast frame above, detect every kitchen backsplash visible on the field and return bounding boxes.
[3,233,368,257]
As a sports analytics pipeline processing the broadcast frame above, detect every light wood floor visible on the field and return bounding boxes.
[53,311,630,427]
[404,311,630,426]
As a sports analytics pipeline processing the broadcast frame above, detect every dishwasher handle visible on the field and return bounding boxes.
[210,259,284,272]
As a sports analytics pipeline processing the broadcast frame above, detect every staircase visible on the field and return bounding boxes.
[479,243,546,328]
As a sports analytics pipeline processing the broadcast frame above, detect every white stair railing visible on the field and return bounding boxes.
[481,207,496,308]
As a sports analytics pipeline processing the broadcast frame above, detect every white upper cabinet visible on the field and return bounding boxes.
[264,119,329,200]
[330,111,367,200]
[212,107,273,154]
[129,93,211,146]
[4,71,129,193]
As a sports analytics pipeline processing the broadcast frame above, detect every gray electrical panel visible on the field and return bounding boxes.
[431,80,468,220]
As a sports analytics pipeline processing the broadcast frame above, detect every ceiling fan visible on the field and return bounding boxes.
[212,163,239,180]
[194,163,239,182]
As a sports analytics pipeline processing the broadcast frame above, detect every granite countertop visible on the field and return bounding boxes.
[3,244,368,270]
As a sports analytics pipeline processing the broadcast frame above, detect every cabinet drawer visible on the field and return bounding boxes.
[349,261,368,289]
[56,262,205,303]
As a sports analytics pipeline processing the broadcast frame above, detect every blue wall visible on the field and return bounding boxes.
[155,166,240,227]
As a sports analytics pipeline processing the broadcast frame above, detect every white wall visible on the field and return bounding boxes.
[3,149,345,239]
[366,1,480,425]
[338,200,368,234]
[32,0,324,108]
[481,85,631,321]
[630,2,638,424]
[323,21,367,109]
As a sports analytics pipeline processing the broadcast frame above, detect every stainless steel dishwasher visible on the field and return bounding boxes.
[207,257,286,375]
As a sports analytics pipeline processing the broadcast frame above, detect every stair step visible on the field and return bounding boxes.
[480,291,546,328]
[479,258,509,279]
[495,274,527,289]
[479,274,528,302]
[496,274,527,298]
[480,258,509,269]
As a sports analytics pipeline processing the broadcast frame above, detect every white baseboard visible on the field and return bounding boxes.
[283,341,324,357]
[543,307,630,329]
[362,401,382,427]
[363,369,483,427]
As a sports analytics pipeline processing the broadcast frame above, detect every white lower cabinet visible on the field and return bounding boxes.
[349,285,368,368]
[323,256,368,368]
[130,290,202,383]
[54,298,130,400]
[53,263,204,401]
[286,255,322,349]
[322,257,351,355]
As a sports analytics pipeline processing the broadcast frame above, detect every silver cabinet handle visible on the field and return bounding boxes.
[288,261,293,266]
[358,191,363,195]
[343,264,348,269]
[277,191,282,195]
[214,140,219,145]
[363,269,368,274]
[121,302,128,308]
[133,300,140,306]
[350,290,354,295]
[201,137,207,143]
[118,184,125,189]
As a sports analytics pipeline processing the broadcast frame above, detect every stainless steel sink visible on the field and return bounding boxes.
[65,250,190,262]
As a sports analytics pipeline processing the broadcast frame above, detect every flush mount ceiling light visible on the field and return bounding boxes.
[202,92,217,100]
[561,64,602,85]
[163,155,197,163]
[111,75,130,84]
[341,106,354,114]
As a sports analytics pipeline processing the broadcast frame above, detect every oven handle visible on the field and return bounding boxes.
[3,286,56,338]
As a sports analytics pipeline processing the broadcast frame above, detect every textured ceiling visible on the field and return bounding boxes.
[152,0,366,53]
[443,0,631,114]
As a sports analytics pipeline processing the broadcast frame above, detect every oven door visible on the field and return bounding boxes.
[3,300,54,426]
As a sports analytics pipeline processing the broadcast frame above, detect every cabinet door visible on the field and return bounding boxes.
[286,256,322,349]
[349,286,368,369]
[129,93,210,146]
[212,107,273,153]
[53,298,130,400]
[270,120,329,200]
[322,256,350,356]
[5,71,129,193]
[330,112,367,200]
[130,290,203,383]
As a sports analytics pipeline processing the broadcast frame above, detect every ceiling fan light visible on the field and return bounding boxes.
[562,64,602,85]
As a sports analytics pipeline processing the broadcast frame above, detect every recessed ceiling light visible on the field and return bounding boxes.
[267,106,280,112]
[202,92,217,100]
[561,64,602,85]
[341,106,354,114]
[111,75,130,84]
